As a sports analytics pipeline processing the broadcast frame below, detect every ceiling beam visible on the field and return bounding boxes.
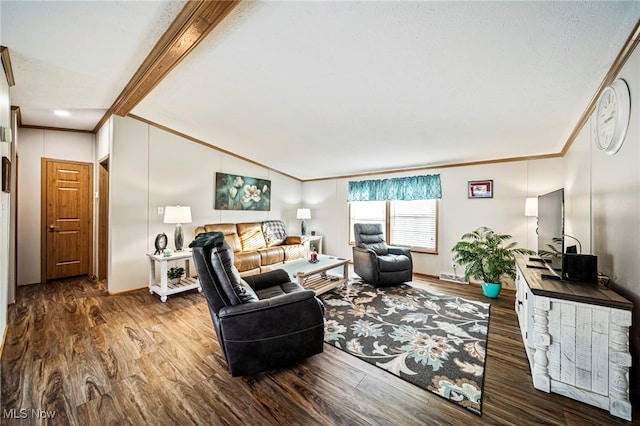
[95,0,241,132]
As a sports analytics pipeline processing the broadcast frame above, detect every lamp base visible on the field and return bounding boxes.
[174,224,184,251]
[301,220,306,236]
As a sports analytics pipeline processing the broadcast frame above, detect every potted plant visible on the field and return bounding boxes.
[167,266,185,285]
[451,227,534,298]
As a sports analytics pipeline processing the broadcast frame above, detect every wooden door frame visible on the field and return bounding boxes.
[40,158,94,284]
[12,153,18,301]
[98,155,109,281]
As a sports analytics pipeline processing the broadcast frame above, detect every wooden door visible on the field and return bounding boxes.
[42,159,93,282]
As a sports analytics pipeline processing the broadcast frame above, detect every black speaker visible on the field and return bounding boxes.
[562,254,597,284]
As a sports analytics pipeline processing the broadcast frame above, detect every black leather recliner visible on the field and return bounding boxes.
[190,232,325,376]
[352,223,413,286]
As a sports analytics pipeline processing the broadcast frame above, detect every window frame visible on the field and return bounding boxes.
[349,199,439,254]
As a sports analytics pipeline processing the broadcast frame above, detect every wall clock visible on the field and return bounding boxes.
[594,78,631,155]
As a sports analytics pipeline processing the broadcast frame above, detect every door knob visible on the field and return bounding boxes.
[49,225,58,231]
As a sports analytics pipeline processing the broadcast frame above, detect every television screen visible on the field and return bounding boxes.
[537,188,564,272]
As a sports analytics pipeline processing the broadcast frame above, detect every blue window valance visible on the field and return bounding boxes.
[348,174,442,201]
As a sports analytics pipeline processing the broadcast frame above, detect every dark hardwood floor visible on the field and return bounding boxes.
[1,275,637,425]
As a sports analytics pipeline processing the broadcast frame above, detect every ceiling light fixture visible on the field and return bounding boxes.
[53,110,71,117]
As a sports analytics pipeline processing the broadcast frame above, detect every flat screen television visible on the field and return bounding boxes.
[537,188,564,273]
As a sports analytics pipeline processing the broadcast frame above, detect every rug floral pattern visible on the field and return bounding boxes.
[320,280,490,416]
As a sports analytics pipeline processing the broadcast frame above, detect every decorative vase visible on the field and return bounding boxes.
[481,282,501,298]
[170,277,181,285]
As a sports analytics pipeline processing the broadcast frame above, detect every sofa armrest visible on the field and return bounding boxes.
[218,289,318,318]
[388,246,411,256]
[284,235,303,245]
[352,246,379,283]
[242,268,291,291]
[353,246,379,258]
[217,291,324,342]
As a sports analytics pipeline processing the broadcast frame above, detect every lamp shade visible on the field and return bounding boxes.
[524,197,538,217]
[296,208,311,220]
[164,206,192,224]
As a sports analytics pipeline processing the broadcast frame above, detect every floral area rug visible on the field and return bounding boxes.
[320,280,490,416]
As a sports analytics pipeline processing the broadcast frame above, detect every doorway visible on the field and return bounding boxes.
[41,158,93,282]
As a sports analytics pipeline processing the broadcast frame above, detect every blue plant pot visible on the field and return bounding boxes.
[482,282,502,298]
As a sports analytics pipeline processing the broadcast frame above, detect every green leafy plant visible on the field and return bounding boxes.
[451,227,534,284]
[167,266,185,280]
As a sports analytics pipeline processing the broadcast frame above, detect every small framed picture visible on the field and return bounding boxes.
[468,180,493,198]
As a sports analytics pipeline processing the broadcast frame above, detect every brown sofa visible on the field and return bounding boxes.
[194,220,306,276]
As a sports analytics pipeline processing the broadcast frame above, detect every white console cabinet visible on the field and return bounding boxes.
[514,256,633,421]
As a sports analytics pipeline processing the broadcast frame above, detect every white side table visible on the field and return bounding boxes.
[304,235,323,255]
[147,250,201,302]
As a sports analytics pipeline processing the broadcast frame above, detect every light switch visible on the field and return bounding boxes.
[158,206,164,215]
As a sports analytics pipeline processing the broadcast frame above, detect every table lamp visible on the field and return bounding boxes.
[296,208,311,235]
[164,205,192,251]
[524,197,538,217]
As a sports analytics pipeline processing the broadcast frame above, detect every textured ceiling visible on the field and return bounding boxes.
[1,1,186,130]
[2,1,640,179]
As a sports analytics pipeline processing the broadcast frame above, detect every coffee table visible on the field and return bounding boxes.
[272,255,349,295]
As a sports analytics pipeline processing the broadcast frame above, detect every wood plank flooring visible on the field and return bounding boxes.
[1,276,638,425]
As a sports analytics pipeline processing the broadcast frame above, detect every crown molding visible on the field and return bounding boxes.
[11,106,92,134]
[19,124,94,134]
[1,46,16,87]
[561,18,640,155]
[128,113,301,182]
[303,153,563,183]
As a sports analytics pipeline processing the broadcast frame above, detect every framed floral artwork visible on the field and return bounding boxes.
[215,172,271,211]
[468,180,493,198]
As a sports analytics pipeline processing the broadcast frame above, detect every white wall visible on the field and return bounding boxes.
[108,116,303,294]
[110,117,149,294]
[526,157,564,250]
[16,129,94,285]
[564,123,592,253]
[303,157,563,285]
[564,45,640,398]
[96,118,111,161]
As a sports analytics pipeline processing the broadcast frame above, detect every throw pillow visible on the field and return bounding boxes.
[262,220,287,247]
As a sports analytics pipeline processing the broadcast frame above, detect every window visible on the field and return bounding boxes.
[390,200,437,251]
[349,201,385,243]
[349,199,438,253]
